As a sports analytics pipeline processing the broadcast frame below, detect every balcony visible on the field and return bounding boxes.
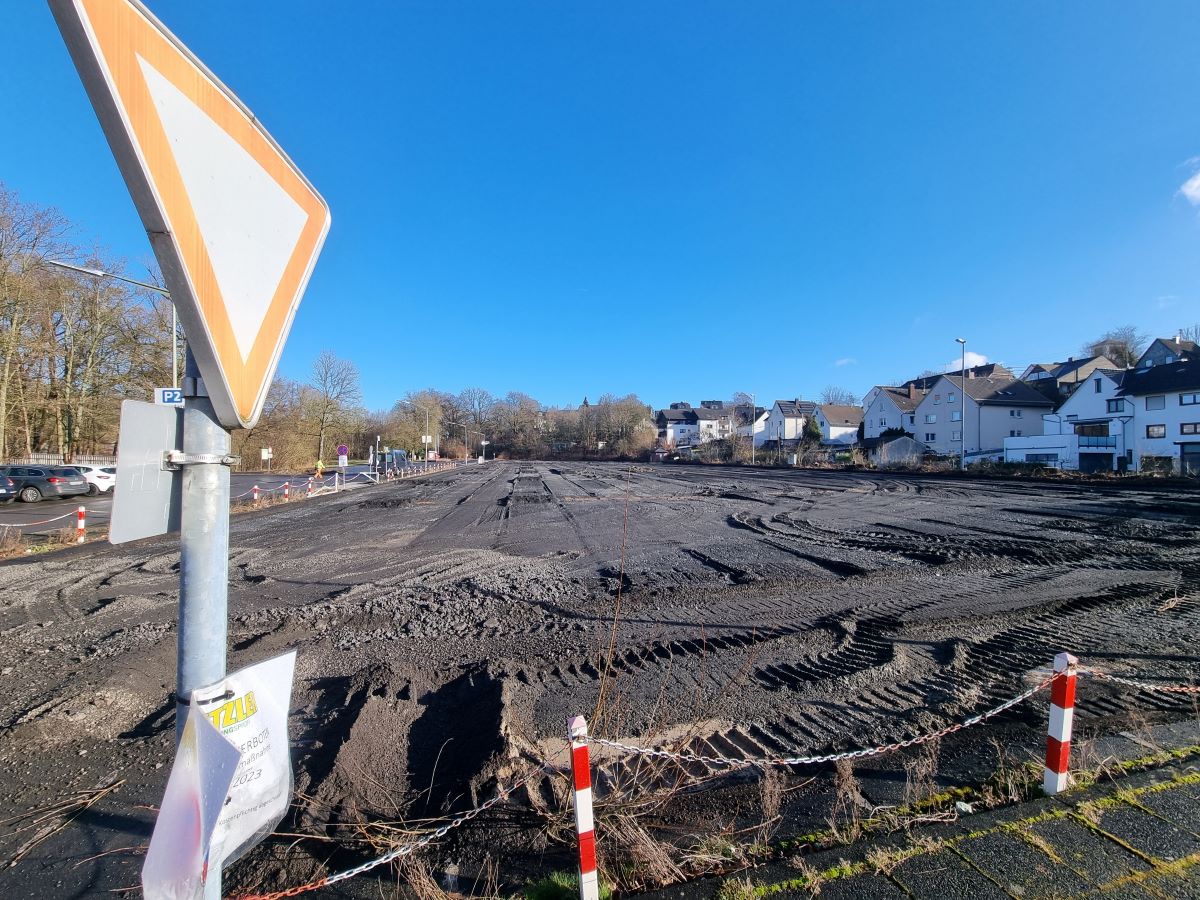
[1077,435,1116,448]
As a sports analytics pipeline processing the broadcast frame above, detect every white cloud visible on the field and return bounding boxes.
[834,357,857,367]
[1156,294,1178,310]
[1181,169,1200,206]
[944,351,989,372]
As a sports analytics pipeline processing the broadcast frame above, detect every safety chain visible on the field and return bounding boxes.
[1078,665,1200,695]
[233,760,556,900]
[589,676,1055,769]
[0,509,83,528]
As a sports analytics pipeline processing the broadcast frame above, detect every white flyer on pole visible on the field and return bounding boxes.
[196,650,298,868]
[142,706,241,899]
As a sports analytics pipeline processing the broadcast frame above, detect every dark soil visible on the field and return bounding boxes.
[0,463,1197,897]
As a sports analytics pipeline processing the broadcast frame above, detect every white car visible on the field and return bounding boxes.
[73,464,117,496]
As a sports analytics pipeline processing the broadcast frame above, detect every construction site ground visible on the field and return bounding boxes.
[0,462,1196,897]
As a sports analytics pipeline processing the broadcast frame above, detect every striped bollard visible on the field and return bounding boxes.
[283,482,290,502]
[568,715,599,900]
[76,506,86,543]
[252,484,260,504]
[307,477,313,498]
[1044,652,1078,795]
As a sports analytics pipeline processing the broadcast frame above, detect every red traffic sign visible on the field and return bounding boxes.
[336,444,349,457]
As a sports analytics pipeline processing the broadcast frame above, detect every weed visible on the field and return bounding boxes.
[903,736,941,807]
[827,759,864,844]
[526,870,613,900]
[979,738,1041,807]
[0,526,22,555]
[715,875,759,900]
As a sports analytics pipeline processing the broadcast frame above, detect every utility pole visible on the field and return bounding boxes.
[956,337,967,471]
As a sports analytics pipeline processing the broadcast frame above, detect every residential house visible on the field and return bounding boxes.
[913,374,1053,460]
[1135,336,1197,369]
[1019,355,1118,403]
[694,405,736,442]
[862,385,920,439]
[815,404,863,445]
[1004,369,1130,472]
[863,364,1012,441]
[734,405,769,445]
[1117,360,1200,475]
[655,405,699,448]
[762,399,817,447]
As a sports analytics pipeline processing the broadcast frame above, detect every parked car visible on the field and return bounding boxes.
[0,465,90,502]
[72,463,117,495]
[0,475,14,503]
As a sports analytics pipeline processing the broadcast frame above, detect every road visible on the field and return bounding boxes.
[0,463,469,535]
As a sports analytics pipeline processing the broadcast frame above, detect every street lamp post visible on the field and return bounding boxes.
[47,259,179,388]
[955,337,967,471]
[397,399,432,469]
[748,392,756,466]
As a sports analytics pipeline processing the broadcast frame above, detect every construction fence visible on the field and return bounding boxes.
[230,653,1199,900]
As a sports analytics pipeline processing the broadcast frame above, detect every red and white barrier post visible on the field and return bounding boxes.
[283,482,290,502]
[1044,652,1078,795]
[76,506,86,543]
[568,715,599,900]
[307,477,313,498]
[252,484,260,504]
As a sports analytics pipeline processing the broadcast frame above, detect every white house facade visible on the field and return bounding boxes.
[862,386,919,439]
[1004,369,1130,472]
[815,404,863,445]
[1119,360,1200,475]
[913,375,1054,460]
[763,399,816,445]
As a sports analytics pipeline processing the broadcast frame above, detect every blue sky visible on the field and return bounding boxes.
[4,1,1200,412]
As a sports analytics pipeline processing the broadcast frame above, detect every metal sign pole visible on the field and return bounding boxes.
[177,349,230,732]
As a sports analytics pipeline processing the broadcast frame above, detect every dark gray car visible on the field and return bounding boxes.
[0,466,90,503]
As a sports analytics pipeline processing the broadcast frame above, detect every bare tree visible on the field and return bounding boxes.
[820,385,859,405]
[1083,325,1147,368]
[1176,323,1200,344]
[305,351,362,462]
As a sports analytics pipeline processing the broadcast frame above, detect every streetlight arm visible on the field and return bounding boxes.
[46,259,172,296]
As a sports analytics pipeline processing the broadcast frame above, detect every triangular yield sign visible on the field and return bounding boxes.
[49,0,330,429]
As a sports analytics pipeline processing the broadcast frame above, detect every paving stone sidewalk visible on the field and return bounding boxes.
[644,721,1200,899]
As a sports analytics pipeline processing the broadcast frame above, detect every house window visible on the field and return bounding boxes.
[1027,453,1059,463]
[1145,395,1165,411]
[924,432,936,442]
[924,414,936,424]
[908,416,915,426]
[1182,392,1200,406]
[1182,423,1200,435]
[951,430,961,441]
[1009,429,1022,437]
[1105,399,1123,413]
[1094,378,1102,393]
[934,394,941,404]
[1009,409,1022,418]
[951,410,962,422]
[1146,424,1166,439]
[947,393,956,404]
[879,417,886,426]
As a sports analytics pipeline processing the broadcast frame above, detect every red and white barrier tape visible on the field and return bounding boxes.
[0,509,87,528]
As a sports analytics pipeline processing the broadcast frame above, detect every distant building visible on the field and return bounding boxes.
[815,404,863,445]
[914,373,1053,460]
[1135,336,1197,369]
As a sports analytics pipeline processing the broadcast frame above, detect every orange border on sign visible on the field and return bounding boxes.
[78,0,327,424]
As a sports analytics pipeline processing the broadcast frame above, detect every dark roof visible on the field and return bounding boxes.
[733,405,766,426]
[942,375,1055,407]
[1117,360,1200,396]
[876,386,919,412]
[819,404,863,426]
[775,399,817,417]
[1156,337,1198,357]
[692,407,729,421]
[901,363,1012,393]
[656,408,696,423]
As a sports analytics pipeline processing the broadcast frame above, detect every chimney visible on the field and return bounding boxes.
[968,369,975,379]
[1176,333,1182,343]
[908,384,917,401]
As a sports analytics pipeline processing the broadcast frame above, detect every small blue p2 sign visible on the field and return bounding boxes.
[155,387,184,407]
